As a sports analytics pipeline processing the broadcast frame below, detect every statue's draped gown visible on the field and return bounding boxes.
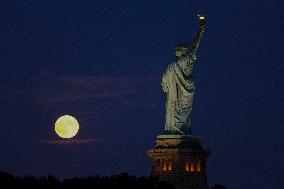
[161,29,204,135]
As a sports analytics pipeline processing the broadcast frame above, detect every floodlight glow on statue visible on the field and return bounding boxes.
[161,14,206,135]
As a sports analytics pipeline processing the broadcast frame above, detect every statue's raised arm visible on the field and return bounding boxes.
[188,14,206,56]
[172,14,206,78]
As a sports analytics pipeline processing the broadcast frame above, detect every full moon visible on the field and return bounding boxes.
[55,115,79,139]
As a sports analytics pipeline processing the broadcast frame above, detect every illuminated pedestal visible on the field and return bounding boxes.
[147,135,210,189]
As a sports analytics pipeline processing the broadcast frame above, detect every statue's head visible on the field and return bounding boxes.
[175,43,188,58]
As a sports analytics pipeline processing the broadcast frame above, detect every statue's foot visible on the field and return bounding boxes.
[164,130,183,135]
[164,129,193,135]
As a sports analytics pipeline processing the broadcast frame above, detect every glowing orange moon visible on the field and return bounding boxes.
[55,115,79,139]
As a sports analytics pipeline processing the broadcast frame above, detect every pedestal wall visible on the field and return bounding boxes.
[147,135,210,189]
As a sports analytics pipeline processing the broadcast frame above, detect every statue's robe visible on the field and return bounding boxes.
[161,54,196,134]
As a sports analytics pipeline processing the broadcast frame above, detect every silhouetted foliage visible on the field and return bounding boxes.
[0,171,175,189]
[0,170,227,189]
[211,184,227,189]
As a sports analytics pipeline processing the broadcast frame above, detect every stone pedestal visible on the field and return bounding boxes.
[147,135,210,189]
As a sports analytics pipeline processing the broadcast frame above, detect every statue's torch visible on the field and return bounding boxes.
[198,14,205,21]
[198,14,206,31]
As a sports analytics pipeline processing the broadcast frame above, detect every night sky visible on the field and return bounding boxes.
[0,1,283,189]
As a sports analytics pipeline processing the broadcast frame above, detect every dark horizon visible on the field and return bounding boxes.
[0,170,228,189]
[0,1,282,189]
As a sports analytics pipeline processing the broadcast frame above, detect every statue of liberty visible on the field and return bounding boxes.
[161,15,206,135]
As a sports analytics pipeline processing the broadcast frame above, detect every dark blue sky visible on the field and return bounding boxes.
[0,1,282,189]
